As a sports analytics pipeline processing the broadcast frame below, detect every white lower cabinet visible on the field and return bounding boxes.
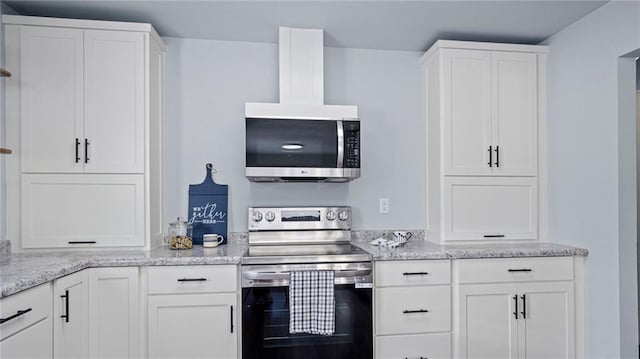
[0,283,53,359]
[146,265,239,359]
[376,286,451,335]
[454,258,576,359]
[374,260,452,359]
[376,333,451,359]
[53,270,89,359]
[148,293,237,359]
[88,267,140,358]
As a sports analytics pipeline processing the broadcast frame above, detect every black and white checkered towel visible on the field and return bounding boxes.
[289,270,335,335]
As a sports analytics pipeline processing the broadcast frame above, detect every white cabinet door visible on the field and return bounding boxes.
[88,267,139,359]
[456,283,518,359]
[53,270,89,359]
[84,30,144,173]
[518,282,575,359]
[492,52,538,176]
[441,49,492,175]
[0,317,53,359]
[20,26,84,173]
[21,174,144,248]
[148,293,237,359]
[444,177,538,241]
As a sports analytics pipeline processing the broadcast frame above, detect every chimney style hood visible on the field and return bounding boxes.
[245,26,358,119]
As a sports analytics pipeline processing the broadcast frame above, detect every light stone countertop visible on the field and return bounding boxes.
[351,239,589,261]
[0,240,248,298]
[1,232,588,298]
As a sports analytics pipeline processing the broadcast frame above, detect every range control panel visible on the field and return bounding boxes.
[248,206,352,232]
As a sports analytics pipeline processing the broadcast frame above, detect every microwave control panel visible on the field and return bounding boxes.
[344,121,360,168]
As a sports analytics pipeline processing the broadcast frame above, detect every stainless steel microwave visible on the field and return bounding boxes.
[245,117,360,182]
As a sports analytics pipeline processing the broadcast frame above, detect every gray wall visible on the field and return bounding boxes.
[162,37,426,232]
[543,2,640,357]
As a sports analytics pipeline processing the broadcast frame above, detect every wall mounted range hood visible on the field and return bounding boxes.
[245,27,360,183]
[245,26,358,119]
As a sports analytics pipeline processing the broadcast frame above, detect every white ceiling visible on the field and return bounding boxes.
[4,0,608,51]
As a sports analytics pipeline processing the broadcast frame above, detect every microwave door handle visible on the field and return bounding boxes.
[337,120,344,168]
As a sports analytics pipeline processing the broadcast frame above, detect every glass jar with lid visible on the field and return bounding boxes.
[167,217,193,250]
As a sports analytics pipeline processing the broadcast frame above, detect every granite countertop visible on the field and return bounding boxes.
[351,239,589,261]
[0,233,588,298]
[0,240,248,298]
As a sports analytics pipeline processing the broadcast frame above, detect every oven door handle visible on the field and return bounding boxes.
[243,268,372,281]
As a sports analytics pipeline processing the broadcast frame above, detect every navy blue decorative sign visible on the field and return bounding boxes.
[188,164,228,245]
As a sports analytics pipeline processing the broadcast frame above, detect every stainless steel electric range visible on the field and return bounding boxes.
[241,206,373,359]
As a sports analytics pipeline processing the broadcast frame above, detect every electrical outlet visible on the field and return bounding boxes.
[379,198,389,214]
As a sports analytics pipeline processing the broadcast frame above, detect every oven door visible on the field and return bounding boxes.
[242,284,372,359]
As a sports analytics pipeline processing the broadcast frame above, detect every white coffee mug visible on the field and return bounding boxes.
[203,234,224,248]
[392,231,412,244]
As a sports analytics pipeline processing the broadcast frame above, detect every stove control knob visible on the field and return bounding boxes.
[326,211,337,221]
[265,211,276,222]
[252,211,263,222]
[338,210,350,221]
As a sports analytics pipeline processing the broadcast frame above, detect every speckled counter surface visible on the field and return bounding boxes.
[1,230,588,298]
[0,240,248,298]
[352,239,589,261]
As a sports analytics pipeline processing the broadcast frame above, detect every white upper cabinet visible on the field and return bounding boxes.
[20,26,84,173]
[5,15,165,249]
[440,48,538,176]
[442,49,493,175]
[492,52,537,176]
[19,26,144,174]
[444,177,538,241]
[424,40,547,243]
[84,30,144,173]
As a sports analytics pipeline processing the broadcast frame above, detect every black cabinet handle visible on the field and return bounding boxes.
[68,241,96,244]
[402,272,429,276]
[495,145,500,167]
[508,269,532,272]
[230,305,234,333]
[488,145,493,167]
[60,290,69,323]
[177,278,207,282]
[0,308,32,324]
[513,295,518,319]
[521,294,527,319]
[75,138,80,163]
[84,139,89,164]
[403,309,429,314]
[483,234,505,238]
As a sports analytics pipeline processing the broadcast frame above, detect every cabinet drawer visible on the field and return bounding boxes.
[455,257,574,284]
[376,333,451,359]
[375,260,451,287]
[0,283,52,340]
[376,286,450,335]
[148,265,237,294]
